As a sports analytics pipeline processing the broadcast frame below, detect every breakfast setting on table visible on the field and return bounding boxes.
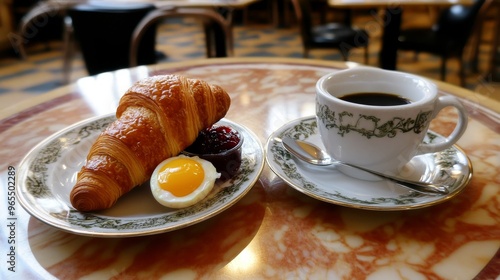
[1,0,499,278]
[0,0,500,280]
[1,58,497,279]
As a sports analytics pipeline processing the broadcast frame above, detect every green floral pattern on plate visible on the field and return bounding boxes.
[17,114,264,237]
[265,116,472,211]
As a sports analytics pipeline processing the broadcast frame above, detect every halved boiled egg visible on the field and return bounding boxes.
[150,155,220,208]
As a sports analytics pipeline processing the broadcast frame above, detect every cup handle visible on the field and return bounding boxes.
[417,96,468,154]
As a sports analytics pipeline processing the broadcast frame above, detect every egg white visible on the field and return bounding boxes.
[150,155,220,208]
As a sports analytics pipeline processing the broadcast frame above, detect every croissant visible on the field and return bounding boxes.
[70,75,231,212]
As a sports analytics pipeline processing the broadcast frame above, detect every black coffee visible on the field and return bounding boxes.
[339,93,411,106]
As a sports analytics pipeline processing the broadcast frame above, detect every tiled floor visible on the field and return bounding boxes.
[0,8,499,113]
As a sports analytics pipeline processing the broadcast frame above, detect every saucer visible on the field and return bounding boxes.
[265,116,473,211]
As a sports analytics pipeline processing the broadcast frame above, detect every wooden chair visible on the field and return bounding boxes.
[13,0,71,60]
[14,1,85,84]
[130,6,233,67]
[290,0,369,63]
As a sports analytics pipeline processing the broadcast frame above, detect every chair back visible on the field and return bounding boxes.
[130,7,233,67]
[69,2,157,75]
[290,0,314,47]
[15,1,66,59]
[435,0,489,50]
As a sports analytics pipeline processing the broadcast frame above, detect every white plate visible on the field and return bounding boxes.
[266,116,472,211]
[17,114,264,237]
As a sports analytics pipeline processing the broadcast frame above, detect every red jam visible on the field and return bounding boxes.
[184,125,243,180]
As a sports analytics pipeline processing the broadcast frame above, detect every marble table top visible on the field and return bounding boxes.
[0,58,499,279]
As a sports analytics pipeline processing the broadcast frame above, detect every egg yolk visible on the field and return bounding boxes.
[157,158,205,197]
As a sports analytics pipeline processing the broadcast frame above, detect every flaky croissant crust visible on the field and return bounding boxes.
[70,75,231,211]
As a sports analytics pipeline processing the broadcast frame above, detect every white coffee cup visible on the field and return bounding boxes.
[316,67,468,180]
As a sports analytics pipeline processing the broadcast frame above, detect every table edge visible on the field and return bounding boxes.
[1,57,498,120]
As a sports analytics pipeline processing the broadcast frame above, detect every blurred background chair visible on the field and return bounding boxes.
[290,0,369,63]
[469,0,499,82]
[397,0,491,86]
[14,0,70,60]
[130,6,233,67]
[487,7,500,82]
[67,2,158,77]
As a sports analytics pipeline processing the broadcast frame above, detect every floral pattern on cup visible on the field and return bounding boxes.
[316,103,433,139]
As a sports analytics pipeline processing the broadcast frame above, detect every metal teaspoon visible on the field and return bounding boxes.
[281,136,449,195]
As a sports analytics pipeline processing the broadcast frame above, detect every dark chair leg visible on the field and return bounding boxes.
[364,45,369,64]
[62,16,74,85]
[459,58,466,87]
[340,48,349,61]
[203,21,215,57]
[440,56,448,82]
[211,21,228,57]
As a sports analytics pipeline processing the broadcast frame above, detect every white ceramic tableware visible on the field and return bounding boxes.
[316,67,468,180]
[16,115,265,237]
